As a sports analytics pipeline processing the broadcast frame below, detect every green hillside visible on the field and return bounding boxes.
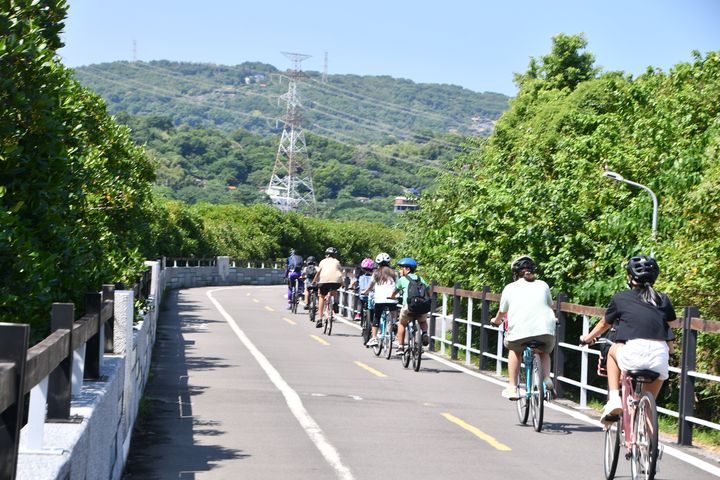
[72,61,509,142]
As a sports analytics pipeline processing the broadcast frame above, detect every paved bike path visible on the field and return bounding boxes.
[123,286,720,479]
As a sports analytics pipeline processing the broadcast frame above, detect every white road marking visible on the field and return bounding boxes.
[207,288,355,480]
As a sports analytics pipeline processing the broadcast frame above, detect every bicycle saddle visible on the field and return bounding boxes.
[626,369,660,383]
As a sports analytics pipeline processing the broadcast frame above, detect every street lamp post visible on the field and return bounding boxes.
[603,170,658,247]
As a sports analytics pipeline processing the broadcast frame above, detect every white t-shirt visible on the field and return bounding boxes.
[499,278,556,341]
[374,280,397,304]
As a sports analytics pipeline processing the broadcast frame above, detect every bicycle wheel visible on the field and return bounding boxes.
[323,300,331,335]
[402,325,412,368]
[384,314,393,360]
[309,293,317,323]
[530,353,544,432]
[412,324,422,372]
[515,365,530,425]
[604,418,621,480]
[631,393,659,480]
[373,311,383,356]
[291,289,298,314]
[361,309,372,347]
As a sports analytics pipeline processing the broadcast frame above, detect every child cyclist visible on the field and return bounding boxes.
[350,258,375,321]
[301,256,318,310]
[361,253,398,346]
[490,256,557,400]
[393,257,430,352]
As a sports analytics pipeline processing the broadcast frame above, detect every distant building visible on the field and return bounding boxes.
[393,196,418,213]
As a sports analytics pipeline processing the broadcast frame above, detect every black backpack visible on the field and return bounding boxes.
[406,276,431,314]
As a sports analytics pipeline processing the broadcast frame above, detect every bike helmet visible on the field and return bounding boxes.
[511,255,535,274]
[375,252,391,266]
[325,246,337,257]
[397,257,418,271]
[360,257,375,270]
[306,256,317,265]
[625,255,659,284]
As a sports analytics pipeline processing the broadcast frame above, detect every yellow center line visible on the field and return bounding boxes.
[252,298,259,303]
[310,335,330,346]
[283,317,297,325]
[265,306,275,312]
[354,361,387,378]
[441,413,512,451]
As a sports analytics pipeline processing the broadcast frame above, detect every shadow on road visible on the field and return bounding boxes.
[123,290,248,479]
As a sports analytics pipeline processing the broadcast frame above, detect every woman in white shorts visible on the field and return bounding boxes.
[580,255,676,424]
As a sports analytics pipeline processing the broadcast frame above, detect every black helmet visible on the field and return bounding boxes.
[626,255,659,284]
[306,256,317,265]
[325,247,337,257]
[511,255,535,274]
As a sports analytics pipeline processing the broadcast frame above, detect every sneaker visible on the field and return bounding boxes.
[601,396,623,423]
[354,314,361,321]
[315,319,324,328]
[501,387,521,401]
[303,304,309,310]
[286,304,293,310]
[421,332,429,346]
[365,337,379,347]
[543,376,554,392]
[333,304,339,314]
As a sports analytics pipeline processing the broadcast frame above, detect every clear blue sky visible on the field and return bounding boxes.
[59,0,719,97]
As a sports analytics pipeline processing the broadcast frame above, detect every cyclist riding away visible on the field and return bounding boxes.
[313,247,343,328]
[491,256,557,400]
[580,255,676,424]
[393,257,431,352]
[361,252,398,347]
[285,249,304,310]
[302,256,318,310]
[351,258,375,321]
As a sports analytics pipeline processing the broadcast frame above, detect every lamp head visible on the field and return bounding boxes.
[603,171,625,181]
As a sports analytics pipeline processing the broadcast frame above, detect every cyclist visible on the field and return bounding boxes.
[312,247,343,328]
[361,252,398,347]
[490,256,556,400]
[350,258,375,321]
[285,249,304,310]
[301,256,318,310]
[580,255,676,424]
[393,257,430,352]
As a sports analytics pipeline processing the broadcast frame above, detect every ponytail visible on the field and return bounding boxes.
[630,279,662,306]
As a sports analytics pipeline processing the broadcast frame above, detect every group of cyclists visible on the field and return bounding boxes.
[285,249,676,428]
[284,248,431,354]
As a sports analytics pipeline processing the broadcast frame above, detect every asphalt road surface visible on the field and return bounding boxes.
[122,285,720,479]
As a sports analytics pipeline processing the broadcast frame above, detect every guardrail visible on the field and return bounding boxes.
[0,267,153,480]
[337,279,719,447]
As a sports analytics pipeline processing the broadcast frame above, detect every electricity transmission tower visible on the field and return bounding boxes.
[266,52,316,213]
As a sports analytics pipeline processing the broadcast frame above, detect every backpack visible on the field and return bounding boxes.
[406,276,431,314]
[288,254,303,272]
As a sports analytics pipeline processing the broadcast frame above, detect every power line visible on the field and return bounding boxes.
[79,64,450,167]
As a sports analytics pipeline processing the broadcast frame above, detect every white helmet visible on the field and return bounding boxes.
[375,252,391,265]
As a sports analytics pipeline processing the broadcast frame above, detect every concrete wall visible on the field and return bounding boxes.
[164,256,285,289]
[16,262,165,480]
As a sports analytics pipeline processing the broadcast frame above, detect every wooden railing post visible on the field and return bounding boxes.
[554,293,567,399]
[679,305,699,446]
[102,285,115,353]
[0,322,30,480]
[84,292,103,380]
[451,282,461,360]
[47,303,74,421]
[479,286,490,370]
[429,280,437,352]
